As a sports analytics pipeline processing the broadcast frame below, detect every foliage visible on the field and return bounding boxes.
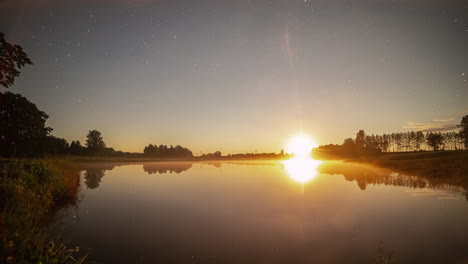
[426,132,445,151]
[143,144,193,158]
[69,140,85,156]
[85,130,106,155]
[0,32,33,88]
[459,115,468,150]
[0,91,57,156]
[0,159,85,264]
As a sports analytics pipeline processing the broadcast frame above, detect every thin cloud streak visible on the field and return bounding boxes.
[432,118,454,122]
[403,121,458,132]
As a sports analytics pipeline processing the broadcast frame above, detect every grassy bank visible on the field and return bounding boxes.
[0,158,86,264]
[347,151,468,179]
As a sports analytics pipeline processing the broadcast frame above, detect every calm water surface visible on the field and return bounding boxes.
[50,160,468,264]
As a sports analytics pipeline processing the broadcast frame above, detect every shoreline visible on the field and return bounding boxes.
[344,150,468,179]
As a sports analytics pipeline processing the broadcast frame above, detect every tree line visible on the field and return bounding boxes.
[0,92,194,157]
[0,91,194,157]
[2,32,467,159]
[143,144,193,158]
[315,116,468,158]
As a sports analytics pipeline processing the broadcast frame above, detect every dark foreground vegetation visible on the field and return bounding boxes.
[0,159,85,263]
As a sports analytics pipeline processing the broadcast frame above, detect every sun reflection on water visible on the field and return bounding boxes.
[283,157,322,183]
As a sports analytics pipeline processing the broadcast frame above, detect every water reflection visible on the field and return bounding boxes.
[79,162,194,189]
[319,162,467,194]
[81,163,117,189]
[84,169,105,189]
[283,158,322,183]
[143,162,192,174]
[56,161,468,264]
[78,160,468,196]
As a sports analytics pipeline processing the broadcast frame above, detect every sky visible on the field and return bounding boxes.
[1,0,467,154]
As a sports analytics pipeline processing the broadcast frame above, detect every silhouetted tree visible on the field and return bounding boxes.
[86,129,106,154]
[144,144,160,156]
[355,130,366,153]
[459,115,468,150]
[35,135,69,155]
[143,143,193,158]
[103,147,116,156]
[342,138,356,156]
[70,140,85,155]
[426,132,445,151]
[415,131,425,151]
[0,91,52,156]
[0,32,33,88]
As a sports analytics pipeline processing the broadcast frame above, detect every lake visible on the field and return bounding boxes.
[50,160,468,264]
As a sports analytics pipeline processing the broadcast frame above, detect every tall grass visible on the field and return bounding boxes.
[0,158,87,264]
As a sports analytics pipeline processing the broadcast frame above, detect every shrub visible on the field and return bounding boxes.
[0,158,85,264]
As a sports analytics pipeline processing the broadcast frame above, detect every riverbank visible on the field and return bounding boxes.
[0,158,86,264]
[346,151,468,179]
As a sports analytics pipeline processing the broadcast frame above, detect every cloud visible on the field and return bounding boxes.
[432,118,454,122]
[403,121,458,132]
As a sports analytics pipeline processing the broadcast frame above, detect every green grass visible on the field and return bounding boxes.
[0,158,87,264]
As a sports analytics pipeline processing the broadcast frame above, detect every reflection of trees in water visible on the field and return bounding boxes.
[84,169,105,189]
[79,163,117,190]
[143,162,192,174]
[319,163,466,193]
[345,172,433,191]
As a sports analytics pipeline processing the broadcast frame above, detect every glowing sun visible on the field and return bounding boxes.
[285,133,318,157]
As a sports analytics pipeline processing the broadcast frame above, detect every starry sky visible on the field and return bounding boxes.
[1,0,467,154]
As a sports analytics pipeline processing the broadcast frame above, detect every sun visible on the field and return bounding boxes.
[285,133,318,157]
[283,158,322,183]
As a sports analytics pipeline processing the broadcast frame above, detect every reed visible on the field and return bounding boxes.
[0,158,87,264]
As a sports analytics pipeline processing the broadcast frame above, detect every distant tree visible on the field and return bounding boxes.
[394,133,403,152]
[103,147,116,156]
[414,131,425,151]
[35,135,69,155]
[355,130,366,153]
[342,138,356,156]
[86,129,106,154]
[144,144,160,157]
[144,143,193,158]
[426,132,445,151]
[70,140,85,156]
[0,91,52,156]
[459,115,468,150]
[213,151,222,157]
[381,134,390,152]
[0,32,33,88]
